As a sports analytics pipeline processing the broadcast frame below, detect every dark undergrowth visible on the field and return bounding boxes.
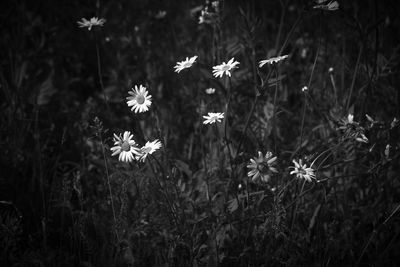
[1,0,400,266]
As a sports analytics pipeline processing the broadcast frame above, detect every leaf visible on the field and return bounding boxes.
[308,204,321,231]
[37,74,56,106]
[226,37,244,56]
[15,61,28,89]
[174,159,192,178]
[227,198,239,213]
[263,101,274,120]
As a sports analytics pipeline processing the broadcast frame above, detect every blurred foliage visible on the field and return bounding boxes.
[1,0,400,266]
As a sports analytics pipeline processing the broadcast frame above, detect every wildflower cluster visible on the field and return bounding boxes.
[174,55,239,124]
[110,85,161,163]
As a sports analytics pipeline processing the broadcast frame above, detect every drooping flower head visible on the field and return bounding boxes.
[126,85,152,113]
[137,139,162,162]
[290,159,315,182]
[247,151,278,183]
[391,117,399,129]
[203,112,224,124]
[212,58,240,78]
[111,131,141,162]
[155,10,167,19]
[77,17,106,31]
[313,0,339,11]
[338,113,368,143]
[259,55,289,68]
[205,87,216,95]
[174,56,198,73]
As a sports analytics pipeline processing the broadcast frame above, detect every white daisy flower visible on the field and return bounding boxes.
[110,131,141,163]
[290,159,316,182]
[77,17,106,31]
[205,87,216,94]
[126,85,152,113]
[174,56,198,73]
[212,58,240,78]
[203,112,224,124]
[259,55,289,67]
[137,139,162,162]
[247,151,278,183]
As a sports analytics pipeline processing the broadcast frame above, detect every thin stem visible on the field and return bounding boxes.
[298,94,307,151]
[290,179,306,232]
[236,6,304,157]
[148,157,180,227]
[297,40,321,154]
[236,71,268,158]
[224,76,234,175]
[34,106,47,251]
[330,72,338,107]
[274,0,286,53]
[356,203,400,266]
[272,66,279,153]
[95,36,110,112]
[99,132,119,241]
[346,44,363,111]
[278,8,304,56]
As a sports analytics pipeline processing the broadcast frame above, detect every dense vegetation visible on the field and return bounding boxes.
[1,0,400,266]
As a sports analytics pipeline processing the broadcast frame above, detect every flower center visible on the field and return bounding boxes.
[142,147,152,154]
[136,95,145,105]
[183,62,192,68]
[257,163,268,173]
[299,168,307,175]
[121,141,131,152]
[221,64,230,71]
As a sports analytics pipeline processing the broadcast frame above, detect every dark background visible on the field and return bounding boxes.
[1,0,400,266]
